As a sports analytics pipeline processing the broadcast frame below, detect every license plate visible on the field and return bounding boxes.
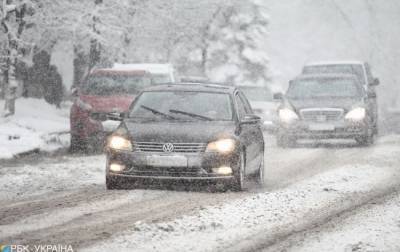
[309,124,335,131]
[146,155,187,167]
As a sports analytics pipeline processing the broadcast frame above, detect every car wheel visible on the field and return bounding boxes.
[232,151,246,191]
[255,155,265,186]
[70,134,87,153]
[277,134,296,148]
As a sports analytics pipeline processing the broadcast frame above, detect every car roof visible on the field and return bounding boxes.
[295,73,359,80]
[113,63,173,74]
[304,60,365,66]
[140,83,237,94]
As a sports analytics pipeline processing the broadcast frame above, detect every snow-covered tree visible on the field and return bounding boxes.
[205,0,270,86]
[0,0,35,116]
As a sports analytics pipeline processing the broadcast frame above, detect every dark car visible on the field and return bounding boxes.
[302,61,379,134]
[105,83,265,191]
[274,74,376,147]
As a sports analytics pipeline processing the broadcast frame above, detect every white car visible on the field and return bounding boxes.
[236,85,279,132]
[113,63,176,84]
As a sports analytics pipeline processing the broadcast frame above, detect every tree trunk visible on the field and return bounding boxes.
[88,0,102,71]
[2,1,27,116]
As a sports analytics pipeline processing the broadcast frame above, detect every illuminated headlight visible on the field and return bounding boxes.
[206,139,236,153]
[345,107,366,121]
[279,108,299,123]
[109,163,126,172]
[108,136,132,151]
[212,166,233,175]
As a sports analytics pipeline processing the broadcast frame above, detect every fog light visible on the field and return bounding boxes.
[212,166,233,175]
[110,163,125,172]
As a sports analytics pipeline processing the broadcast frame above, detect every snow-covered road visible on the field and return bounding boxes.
[1,134,400,251]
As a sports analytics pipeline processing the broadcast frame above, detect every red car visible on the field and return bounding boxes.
[70,68,156,151]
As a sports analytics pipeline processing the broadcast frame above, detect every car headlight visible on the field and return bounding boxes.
[108,135,132,151]
[345,107,366,121]
[206,139,236,153]
[279,108,299,123]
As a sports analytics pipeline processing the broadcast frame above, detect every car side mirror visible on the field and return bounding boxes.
[107,112,125,121]
[273,92,283,100]
[370,78,380,86]
[240,114,261,125]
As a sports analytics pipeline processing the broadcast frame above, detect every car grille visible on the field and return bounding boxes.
[300,108,344,122]
[134,142,207,153]
[125,166,207,177]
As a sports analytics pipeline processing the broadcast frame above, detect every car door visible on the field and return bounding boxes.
[235,91,263,174]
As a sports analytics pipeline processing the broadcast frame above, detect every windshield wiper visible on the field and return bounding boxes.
[169,109,213,121]
[140,105,177,120]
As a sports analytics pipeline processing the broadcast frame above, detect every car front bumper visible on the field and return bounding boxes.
[106,150,238,181]
[278,120,369,139]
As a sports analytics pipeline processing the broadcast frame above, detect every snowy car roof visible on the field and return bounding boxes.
[113,63,174,74]
[304,61,365,66]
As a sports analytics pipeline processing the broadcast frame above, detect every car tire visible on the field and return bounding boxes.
[70,134,87,153]
[277,134,296,148]
[255,154,265,186]
[232,151,246,191]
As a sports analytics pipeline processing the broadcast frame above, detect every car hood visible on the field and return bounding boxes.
[124,120,237,143]
[286,97,363,112]
[80,95,135,113]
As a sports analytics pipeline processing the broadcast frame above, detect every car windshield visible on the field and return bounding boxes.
[129,91,233,121]
[82,74,153,96]
[303,64,365,84]
[286,78,362,99]
[239,87,273,102]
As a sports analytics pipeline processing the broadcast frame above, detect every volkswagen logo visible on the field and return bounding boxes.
[162,143,174,153]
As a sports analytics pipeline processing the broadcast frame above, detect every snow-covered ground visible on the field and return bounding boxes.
[2,134,399,251]
[0,98,70,159]
[83,161,400,252]
[265,191,400,252]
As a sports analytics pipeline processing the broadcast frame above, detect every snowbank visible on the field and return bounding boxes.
[0,98,70,159]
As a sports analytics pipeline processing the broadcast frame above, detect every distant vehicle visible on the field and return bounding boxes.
[274,74,376,147]
[302,61,379,134]
[113,63,176,84]
[70,64,176,152]
[236,85,278,133]
[105,83,265,191]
